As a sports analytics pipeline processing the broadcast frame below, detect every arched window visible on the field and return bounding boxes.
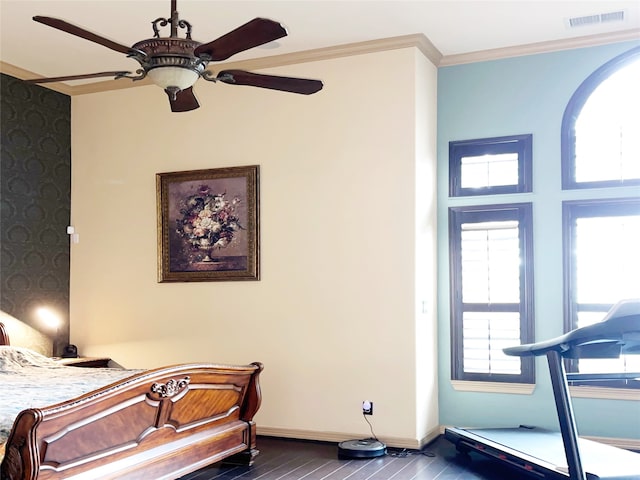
[562,46,640,387]
[561,46,640,189]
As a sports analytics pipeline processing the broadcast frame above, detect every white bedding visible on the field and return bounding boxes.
[0,346,141,447]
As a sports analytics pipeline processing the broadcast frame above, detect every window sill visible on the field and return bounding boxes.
[450,381,639,400]
[451,380,535,395]
[569,385,640,401]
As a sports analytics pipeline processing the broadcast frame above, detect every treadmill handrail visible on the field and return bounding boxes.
[451,300,640,480]
[504,299,640,359]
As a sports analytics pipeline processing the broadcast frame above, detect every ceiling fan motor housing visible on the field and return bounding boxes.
[129,38,207,91]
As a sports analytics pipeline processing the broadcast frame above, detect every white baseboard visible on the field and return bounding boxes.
[256,426,441,450]
[257,426,640,452]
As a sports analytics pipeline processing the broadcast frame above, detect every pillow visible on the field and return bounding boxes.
[0,346,60,370]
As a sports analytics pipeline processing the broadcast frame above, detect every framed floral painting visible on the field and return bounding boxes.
[156,165,259,282]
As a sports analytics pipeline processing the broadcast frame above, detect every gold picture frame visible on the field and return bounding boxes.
[156,165,259,282]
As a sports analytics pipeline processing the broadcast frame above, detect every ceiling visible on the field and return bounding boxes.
[1,0,639,88]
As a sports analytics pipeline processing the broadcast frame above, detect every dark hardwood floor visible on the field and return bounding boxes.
[180,436,524,480]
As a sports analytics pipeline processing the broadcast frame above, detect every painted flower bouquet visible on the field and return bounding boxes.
[175,185,242,261]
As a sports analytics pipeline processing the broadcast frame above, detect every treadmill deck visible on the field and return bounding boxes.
[445,426,640,479]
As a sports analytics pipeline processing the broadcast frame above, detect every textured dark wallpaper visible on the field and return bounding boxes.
[0,73,71,354]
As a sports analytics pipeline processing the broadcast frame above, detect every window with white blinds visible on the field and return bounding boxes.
[563,198,640,387]
[562,46,640,189]
[449,204,534,383]
[449,134,532,197]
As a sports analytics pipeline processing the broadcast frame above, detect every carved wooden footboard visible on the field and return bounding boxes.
[1,361,263,480]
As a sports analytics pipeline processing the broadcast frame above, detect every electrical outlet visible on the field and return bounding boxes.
[362,400,373,415]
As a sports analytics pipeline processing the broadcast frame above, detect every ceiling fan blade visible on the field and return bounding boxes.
[24,71,130,84]
[166,87,200,112]
[33,16,131,54]
[194,18,287,61]
[217,70,323,95]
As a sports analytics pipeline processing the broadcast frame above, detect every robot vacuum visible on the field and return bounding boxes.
[338,438,387,459]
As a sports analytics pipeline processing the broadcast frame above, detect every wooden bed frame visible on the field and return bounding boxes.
[0,323,263,480]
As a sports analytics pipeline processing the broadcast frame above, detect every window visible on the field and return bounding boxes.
[561,46,640,390]
[449,134,532,197]
[449,203,534,383]
[563,198,640,387]
[561,46,640,189]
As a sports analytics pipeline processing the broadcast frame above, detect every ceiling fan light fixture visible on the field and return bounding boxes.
[147,65,200,90]
[129,37,206,91]
[27,2,323,112]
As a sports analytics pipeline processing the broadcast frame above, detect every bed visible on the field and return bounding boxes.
[0,322,264,480]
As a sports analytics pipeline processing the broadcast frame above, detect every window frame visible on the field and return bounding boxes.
[561,46,640,190]
[449,134,533,197]
[449,202,535,384]
[562,197,640,388]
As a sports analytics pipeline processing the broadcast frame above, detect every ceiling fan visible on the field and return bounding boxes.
[25,0,324,112]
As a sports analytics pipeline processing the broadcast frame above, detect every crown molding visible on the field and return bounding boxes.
[439,28,640,66]
[2,28,638,96]
[0,61,74,95]
[218,33,441,71]
[0,61,153,95]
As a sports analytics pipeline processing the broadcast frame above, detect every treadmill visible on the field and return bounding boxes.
[445,299,640,480]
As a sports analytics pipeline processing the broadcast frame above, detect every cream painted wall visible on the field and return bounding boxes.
[70,48,437,447]
[412,50,439,444]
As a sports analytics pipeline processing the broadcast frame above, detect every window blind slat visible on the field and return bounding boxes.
[462,311,522,375]
[461,221,520,303]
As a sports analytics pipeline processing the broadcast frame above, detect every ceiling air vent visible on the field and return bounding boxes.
[568,10,625,28]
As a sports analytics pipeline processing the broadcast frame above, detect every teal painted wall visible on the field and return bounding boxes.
[437,40,640,439]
